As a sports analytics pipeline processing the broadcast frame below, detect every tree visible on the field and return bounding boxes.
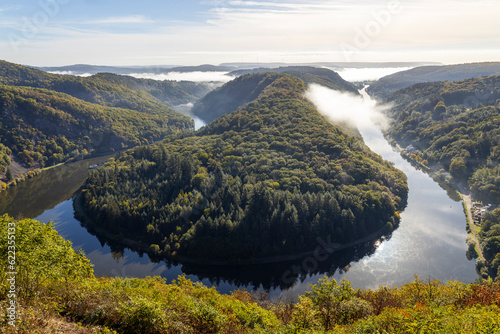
[0,216,93,299]
[5,167,13,182]
[449,158,466,179]
[433,101,446,120]
[305,276,358,329]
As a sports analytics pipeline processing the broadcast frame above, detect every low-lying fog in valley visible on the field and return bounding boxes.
[128,71,235,83]
[334,67,415,82]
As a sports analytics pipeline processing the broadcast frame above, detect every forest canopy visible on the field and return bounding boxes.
[385,75,500,201]
[383,75,500,280]
[80,74,408,263]
[0,60,197,169]
[191,68,358,124]
[0,84,189,168]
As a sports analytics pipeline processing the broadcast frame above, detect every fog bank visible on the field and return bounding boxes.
[333,67,414,82]
[129,71,234,83]
[48,71,92,77]
[305,84,389,131]
[305,84,398,159]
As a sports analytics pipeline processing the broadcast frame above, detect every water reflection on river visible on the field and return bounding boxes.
[0,89,478,297]
[278,87,477,298]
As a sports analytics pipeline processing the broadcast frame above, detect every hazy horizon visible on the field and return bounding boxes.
[1,0,499,67]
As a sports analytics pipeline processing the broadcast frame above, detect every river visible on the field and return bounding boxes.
[0,87,478,297]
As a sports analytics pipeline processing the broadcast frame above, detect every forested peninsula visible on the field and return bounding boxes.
[79,73,408,263]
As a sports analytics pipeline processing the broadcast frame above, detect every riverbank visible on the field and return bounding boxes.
[175,224,392,266]
[0,149,124,194]
[462,194,485,262]
[73,190,394,266]
[73,192,148,252]
[384,135,488,268]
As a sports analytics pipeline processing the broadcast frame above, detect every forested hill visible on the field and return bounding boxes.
[0,60,204,114]
[385,75,500,196]
[192,69,358,123]
[229,66,359,93]
[384,75,500,280]
[89,73,212,107]
[368,62,500,99]
[0,60,196,172]
[80,74,408,263]
[0,85,184,168]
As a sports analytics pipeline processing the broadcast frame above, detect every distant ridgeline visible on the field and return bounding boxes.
[368,62,500,99]
[0,60,205,170]
[80,73,408,263]
[384,75,500,280]
[191,67,359,124]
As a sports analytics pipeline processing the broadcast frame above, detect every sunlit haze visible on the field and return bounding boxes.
[0,0,499,66]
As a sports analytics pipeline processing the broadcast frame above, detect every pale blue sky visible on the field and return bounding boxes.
[1,0,499,66]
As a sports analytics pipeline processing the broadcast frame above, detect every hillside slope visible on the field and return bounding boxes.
[0,60,198,117]
[385,75,500,189]
[0,85,183,168]
[0,60,199,173]
[90,73,213,107]
[80,75,407,263]
[192,69,358,123]
[368,62,500,99]
[191,72,283,123]
[3,207,500,332]
[229,66,359,93]
[384,75,500,279]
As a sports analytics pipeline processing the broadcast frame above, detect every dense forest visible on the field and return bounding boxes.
[191,68,358,123]
[0,60,211,111]
[0,60,209,175]
[80,74,408,263]
[477,208,500,280]
[385,75,500,199]
[87,73,213,107]
[368,62,500,99]
[2,215,500,333]
[0,84,189,168]
[0,143,10,174]
[228,66,359,94]
[383,75,500,280]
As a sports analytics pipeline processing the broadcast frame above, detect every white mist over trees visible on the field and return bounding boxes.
[305,84,391,151]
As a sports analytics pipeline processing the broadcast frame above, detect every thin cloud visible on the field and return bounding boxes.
[129,71,234,83]
[2,0,499,66]
[88,15,154,24]
[227,1,322,9]
[0,5,22,12]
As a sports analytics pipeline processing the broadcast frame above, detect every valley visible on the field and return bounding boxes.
[1,0,499,331]
[1,60,499,333]
[0,64,484,292]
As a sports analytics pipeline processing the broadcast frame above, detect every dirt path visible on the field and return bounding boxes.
[463,194,485,261]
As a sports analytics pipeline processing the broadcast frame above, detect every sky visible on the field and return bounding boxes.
[0,0,499,67]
